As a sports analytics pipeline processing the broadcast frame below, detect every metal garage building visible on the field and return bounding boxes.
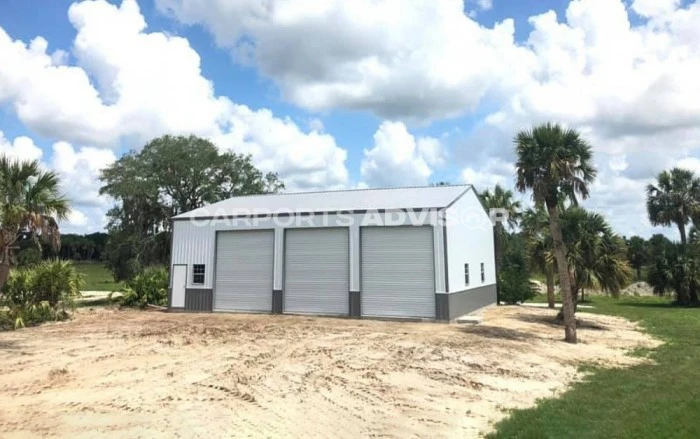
[168,185,496,320]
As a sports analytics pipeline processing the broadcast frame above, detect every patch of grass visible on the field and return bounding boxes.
[74,262,123,292]
[489,296,700,438]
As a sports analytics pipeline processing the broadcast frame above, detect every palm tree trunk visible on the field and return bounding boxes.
[545,266,555,309]
[678,222,687,246]
[546,200,577,343]
[0,245,11,292]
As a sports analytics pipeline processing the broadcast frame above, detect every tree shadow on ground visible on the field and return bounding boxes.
[0,339,23,352]
[618,301,696,309]
[76,297,114,308]
[459,325,537,341]
[516,313,609,331]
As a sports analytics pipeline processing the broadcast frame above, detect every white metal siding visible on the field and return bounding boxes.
[284,228,349,315]
[214,230,274,312]
[361,226,435,318]
[171,220,215,288]
[444,189,496,293]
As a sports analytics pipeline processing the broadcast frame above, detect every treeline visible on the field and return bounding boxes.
[15,233,108,267]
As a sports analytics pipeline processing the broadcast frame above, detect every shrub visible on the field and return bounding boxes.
[499,242,537,305]
[33,260,84,310]
[113,266,168,308]
[16,247,43,268]
[0,260,83,329]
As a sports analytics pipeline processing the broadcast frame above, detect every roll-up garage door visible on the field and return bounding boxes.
[214,230,274,312]
[284,228,349,315]
[361,226,435,318]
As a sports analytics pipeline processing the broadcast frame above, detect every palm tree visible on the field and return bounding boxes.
[0,157,70,290]
[479,184,522,305]
[626,236,647,281]
[646,168,700,246]
[521,207,556,308]
[515,123,597,344]
[561,207,631,305]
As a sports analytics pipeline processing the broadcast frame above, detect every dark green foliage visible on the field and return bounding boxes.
[498,234,537,304]
[99,135,284,281]
[646,168,700,245]
[16,247,42,267]
[647,240,700,305]
[112,266,168,308]
[489,296,700,439]
[0,260,83,329]
[626,236,648,281]
[560,207,631,299]
[0,156,70,291]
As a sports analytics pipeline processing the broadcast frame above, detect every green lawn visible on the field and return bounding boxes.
[74,262,123,292]
[489,296,700,438]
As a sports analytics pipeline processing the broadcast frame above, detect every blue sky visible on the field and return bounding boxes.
[0,0,699,238]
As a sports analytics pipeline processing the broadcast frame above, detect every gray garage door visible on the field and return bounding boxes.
[214,230,274,312]
[284,228,349,315]
[361,226,435,319]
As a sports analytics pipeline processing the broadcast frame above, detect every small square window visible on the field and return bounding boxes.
[464,263,470,286]
[193,264,205,284]
[480,263,485,282]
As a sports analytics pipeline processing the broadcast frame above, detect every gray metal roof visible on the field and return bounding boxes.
[173,185,473,219]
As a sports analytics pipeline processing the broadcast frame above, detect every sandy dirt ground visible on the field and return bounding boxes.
[0,306,659,438]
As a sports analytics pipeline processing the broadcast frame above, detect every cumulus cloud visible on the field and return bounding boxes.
[215,105,348,190]
[360,121,444,187]
[0,0,350,191]
[0,0,228,146]
[460,159,516,192]
[156,0,530,121]
[0,132,44,162]
[50,141,117,209]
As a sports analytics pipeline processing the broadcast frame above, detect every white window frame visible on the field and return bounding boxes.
[192,264,205,285]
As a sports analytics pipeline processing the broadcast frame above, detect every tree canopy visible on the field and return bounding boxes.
[99,135,285,280]
[0,156,70,290]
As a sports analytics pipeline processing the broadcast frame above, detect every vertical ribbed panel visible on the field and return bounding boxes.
[349,224,361,292]
[284,228,349,315]
[361,226,436,319]
[214,230,274,312]
[172,221,215,288]
[185,289,213,311]
[273,228,285,291]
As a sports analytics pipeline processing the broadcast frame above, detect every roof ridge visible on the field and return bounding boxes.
[226,184,472,199]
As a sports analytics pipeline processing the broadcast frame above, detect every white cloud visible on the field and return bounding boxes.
[0,0,350,192]
[156,0,530,121]
[460,159,516,192]
[50,141,117,209]
[631,0,681,18]
[0,132,44,162]
[0,0,229,146]
[308,118,325,133]
[360,121,443,187]
[215,105,348,190]
[67,210,89,228]
[476,0,493,11]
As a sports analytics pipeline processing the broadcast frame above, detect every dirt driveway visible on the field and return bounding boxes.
[0,306,658,438]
